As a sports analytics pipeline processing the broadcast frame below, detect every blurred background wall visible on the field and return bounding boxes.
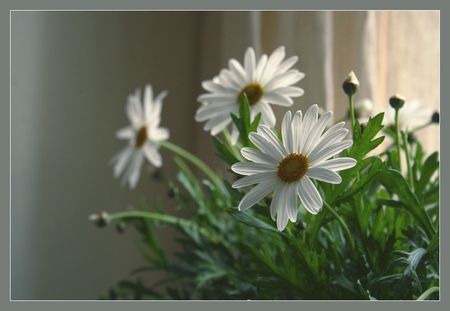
[11,10,439,300]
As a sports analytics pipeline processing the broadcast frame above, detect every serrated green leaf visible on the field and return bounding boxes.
[415,151,439,195]
[212,136,241,166]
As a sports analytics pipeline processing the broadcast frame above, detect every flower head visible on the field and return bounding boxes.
[231,105,356,231]
[383,99,434,131]
[195,46,305,143]
[110,84,169,189]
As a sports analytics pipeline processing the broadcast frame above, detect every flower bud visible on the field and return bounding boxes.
[431,111,439,124]
[407,133,417,144]
[265,194,274,206]
[389,94,406,110]
[88,211,109,227]
[360,122,368,135]
[342,71,360,96]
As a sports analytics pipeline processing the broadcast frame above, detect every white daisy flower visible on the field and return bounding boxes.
[231,104,356,231]
[195,46,305,143]
[383,99,433,132]
[110,84,169,189]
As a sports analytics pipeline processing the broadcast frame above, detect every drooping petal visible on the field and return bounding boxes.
[142,141,162,168]
[237,176,281,211]
[127,151,145,189]
[298,177,322,214]
[111,145,134,177]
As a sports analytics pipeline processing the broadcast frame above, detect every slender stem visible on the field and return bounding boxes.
[323,201,356,255]
[401,130,414,190]
[416,286,439,301]
[159,140,223,191]
[107,210,219,243]
[394,108,403,169]
[348,94,356,138]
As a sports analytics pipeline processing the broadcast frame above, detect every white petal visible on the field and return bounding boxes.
[306,167,342,184]
[308,140,353,166]
[263,70,304,92]
[302,111,333,155]
[298,177,322,214]
[273,56,300,76]
[275,190,289,231]
[195,101,235,122]
[231,162,276,176]
[228,59,248,86]
[281,111,294,152]
[143,84,154,122]
[261,92,293,107]
[260,46,285,85]
[244,47,256,81]
[127,151,145,189]
[126,94,144,129]
[237,176,281,211]
[313,158,357,171]
[255,54,268,81]
[285,184,299,222]
[254,102,276,128]
[204,115,232,136]
[292,110,303,153]
[111,145,134,177]
[299,105,319,152]
[197,93,236,102]
[115,126,135,140]
[240,147,280,166]
[255,125,288,157]
[274,86,305,97]
[142,141,162,167]
[150,127,169,142]
[232,171,278,188]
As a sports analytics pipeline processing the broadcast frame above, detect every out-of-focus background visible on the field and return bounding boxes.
[11,11,439,300]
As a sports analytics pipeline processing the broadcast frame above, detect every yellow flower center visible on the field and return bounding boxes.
[277,153,309,183]
[238,83,264,106]
[135,126,147,148]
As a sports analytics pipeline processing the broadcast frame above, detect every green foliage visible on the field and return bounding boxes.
[97,83,439,300]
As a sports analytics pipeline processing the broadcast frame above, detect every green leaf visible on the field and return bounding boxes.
[333,156,383,205]
[350,113,385,161]
[415,151,439,196]
[378,164,436,238]
[212,136,241,166]
[230,94,261,148]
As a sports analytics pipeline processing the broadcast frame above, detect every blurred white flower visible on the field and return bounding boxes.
[231,105,356,231]
[110,84,169,189]
[195,46,305,143]
[354,97,374,119]
[383,99,434,131]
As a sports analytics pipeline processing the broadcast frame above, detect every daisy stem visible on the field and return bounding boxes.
[106,210,220,243]
[394,108,403,169]
[323,201,356,255]
[348,94,356,138]
[159,140,223,191]
[401,130,415,190]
